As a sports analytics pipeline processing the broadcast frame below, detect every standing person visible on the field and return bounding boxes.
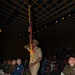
[62,56,75,75]
[24,39,42,75]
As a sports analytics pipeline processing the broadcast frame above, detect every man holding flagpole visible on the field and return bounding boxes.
[24,39,42,75]
[24,5,42,75]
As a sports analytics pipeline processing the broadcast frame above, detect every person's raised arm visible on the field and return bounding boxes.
[24,45,30,52]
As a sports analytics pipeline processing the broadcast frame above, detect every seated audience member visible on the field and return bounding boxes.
[0,60,11,75]
[62,56,75,75]
[0,69,4,75]
[5,59,16,74]
[4,60,12,73]
[41,57,49,75]
[61,72,65,75]
[0,60,7,70]
[8,58,24,75]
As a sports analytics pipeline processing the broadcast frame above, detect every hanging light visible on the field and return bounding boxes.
[45,26,47,28]
[23,37,25,38]
[69,14,71,17]
[41,28,42,30]
[37,30,39,32]
[62,17,64,20]
[19,39,21,40]
[56,21,58,23]
[0,29,2,32]
[34,32,36,33]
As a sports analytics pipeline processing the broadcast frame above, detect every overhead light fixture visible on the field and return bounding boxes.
[23,37,25,38]
[45,26,47,28]
[34,32,36,33]
[41,28,42,30]
[0,29,2,32]
[62,17,64,20]
[56,21,58,23]
[19,39,21,40]
[69,14,71,17]
[37,30,39,32]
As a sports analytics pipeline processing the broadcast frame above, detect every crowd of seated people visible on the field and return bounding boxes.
[0,58,24,75]
[40,48,75,75]
[41,55,75,75]
[0,48,75,75]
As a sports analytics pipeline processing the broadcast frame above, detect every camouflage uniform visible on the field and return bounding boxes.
[4,64,11,73]
[1,64,8,71]
[63,64,75,75]
[5,65,16,74]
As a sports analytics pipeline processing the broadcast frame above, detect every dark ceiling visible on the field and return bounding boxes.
[0,0,75,40]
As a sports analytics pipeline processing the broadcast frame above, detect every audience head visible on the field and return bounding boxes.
[12,60,16,65]
[17,58,22,65]
[3,60,6,64]
[44,57,47,60]
[7,59,11,65]
[68,56,75,66]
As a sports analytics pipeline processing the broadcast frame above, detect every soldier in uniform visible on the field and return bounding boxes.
[5,59,16,74]
[4,60,11,73]
[62,56,75,75]
[24,39,42,75]
[0,60,7,70]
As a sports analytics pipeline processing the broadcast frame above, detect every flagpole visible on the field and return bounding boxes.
[28,5,32,48]
[28,5,34,61]
[28,5,30,23]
